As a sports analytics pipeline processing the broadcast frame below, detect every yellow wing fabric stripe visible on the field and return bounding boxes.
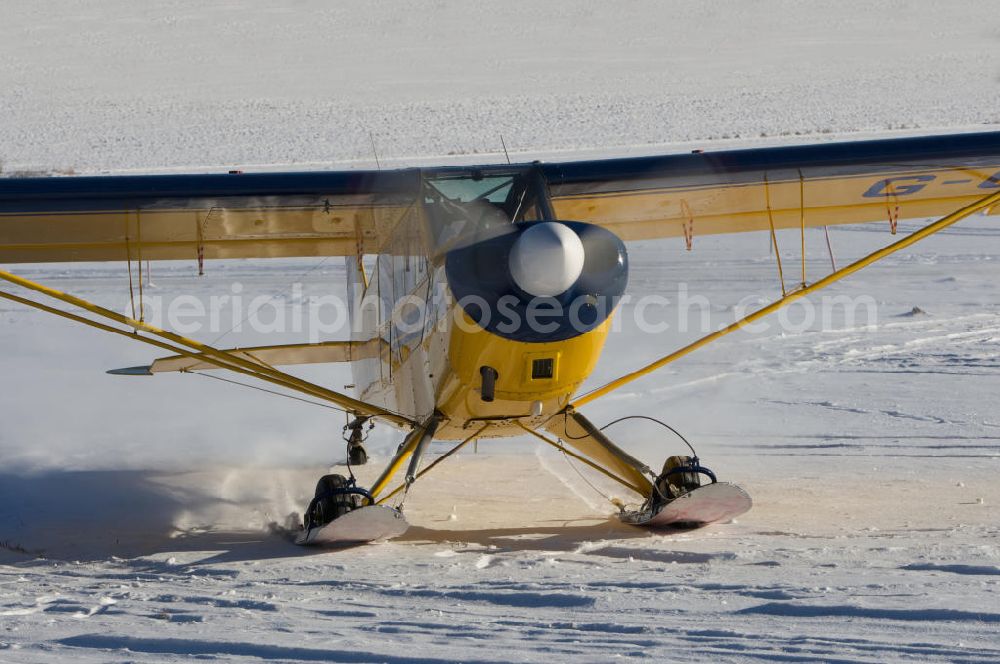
[0,169,422,264]
[0,203,408,263]
[551,165,1000,241]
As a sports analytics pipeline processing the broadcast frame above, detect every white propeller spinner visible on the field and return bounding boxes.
[508,222,585,297]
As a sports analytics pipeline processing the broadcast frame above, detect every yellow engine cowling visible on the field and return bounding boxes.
[434,312,613,439]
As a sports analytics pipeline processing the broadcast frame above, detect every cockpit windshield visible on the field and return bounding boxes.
[425,175,514,205]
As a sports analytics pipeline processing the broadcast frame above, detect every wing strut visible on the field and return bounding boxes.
[571,187,1000,409]
[0,269,416,427]
[373,424,491,506]
[517,421,651,497]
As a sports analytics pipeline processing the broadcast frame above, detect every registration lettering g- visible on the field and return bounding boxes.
[980,170,1000,190]
[863,175,936,198]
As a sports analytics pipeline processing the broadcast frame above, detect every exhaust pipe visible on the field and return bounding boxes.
[480,365,498,402]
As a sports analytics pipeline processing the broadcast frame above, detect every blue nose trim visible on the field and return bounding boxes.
[445,220,628,343]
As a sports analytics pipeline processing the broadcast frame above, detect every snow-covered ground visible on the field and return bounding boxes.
[2,0,999,173]
[2,2,1000,662]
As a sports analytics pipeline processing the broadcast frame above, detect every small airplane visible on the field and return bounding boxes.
[2,131,999,545]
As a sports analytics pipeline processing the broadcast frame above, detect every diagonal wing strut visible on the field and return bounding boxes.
[571,187,1000,409]
[0,268,416,428]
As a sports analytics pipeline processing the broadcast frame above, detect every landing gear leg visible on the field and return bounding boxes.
[298,416,374,531]
[345,416,371,466]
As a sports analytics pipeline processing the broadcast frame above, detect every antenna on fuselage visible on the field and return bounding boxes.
[500,133,511,165]
[369,131,381,171]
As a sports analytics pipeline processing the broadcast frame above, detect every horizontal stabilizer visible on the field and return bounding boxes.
[106,365,153,376]
[109,338,383,375]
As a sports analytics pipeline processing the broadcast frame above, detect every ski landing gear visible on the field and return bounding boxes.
[541,410,752,530]
[295,474,408,546]
[652,455,713,510]
[304,474,367,528]
[620,455,751,528]
[296,416,443,547]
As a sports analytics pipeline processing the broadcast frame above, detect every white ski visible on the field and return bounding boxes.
[620,482,752,528]
[295,505,409,546]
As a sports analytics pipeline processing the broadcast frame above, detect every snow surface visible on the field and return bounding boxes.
[2,2,1000,662]
[2,0,999,173]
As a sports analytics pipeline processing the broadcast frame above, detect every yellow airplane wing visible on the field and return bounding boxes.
[0,171,421,263]
[543,131,1000,241]
[2,132,999,266]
